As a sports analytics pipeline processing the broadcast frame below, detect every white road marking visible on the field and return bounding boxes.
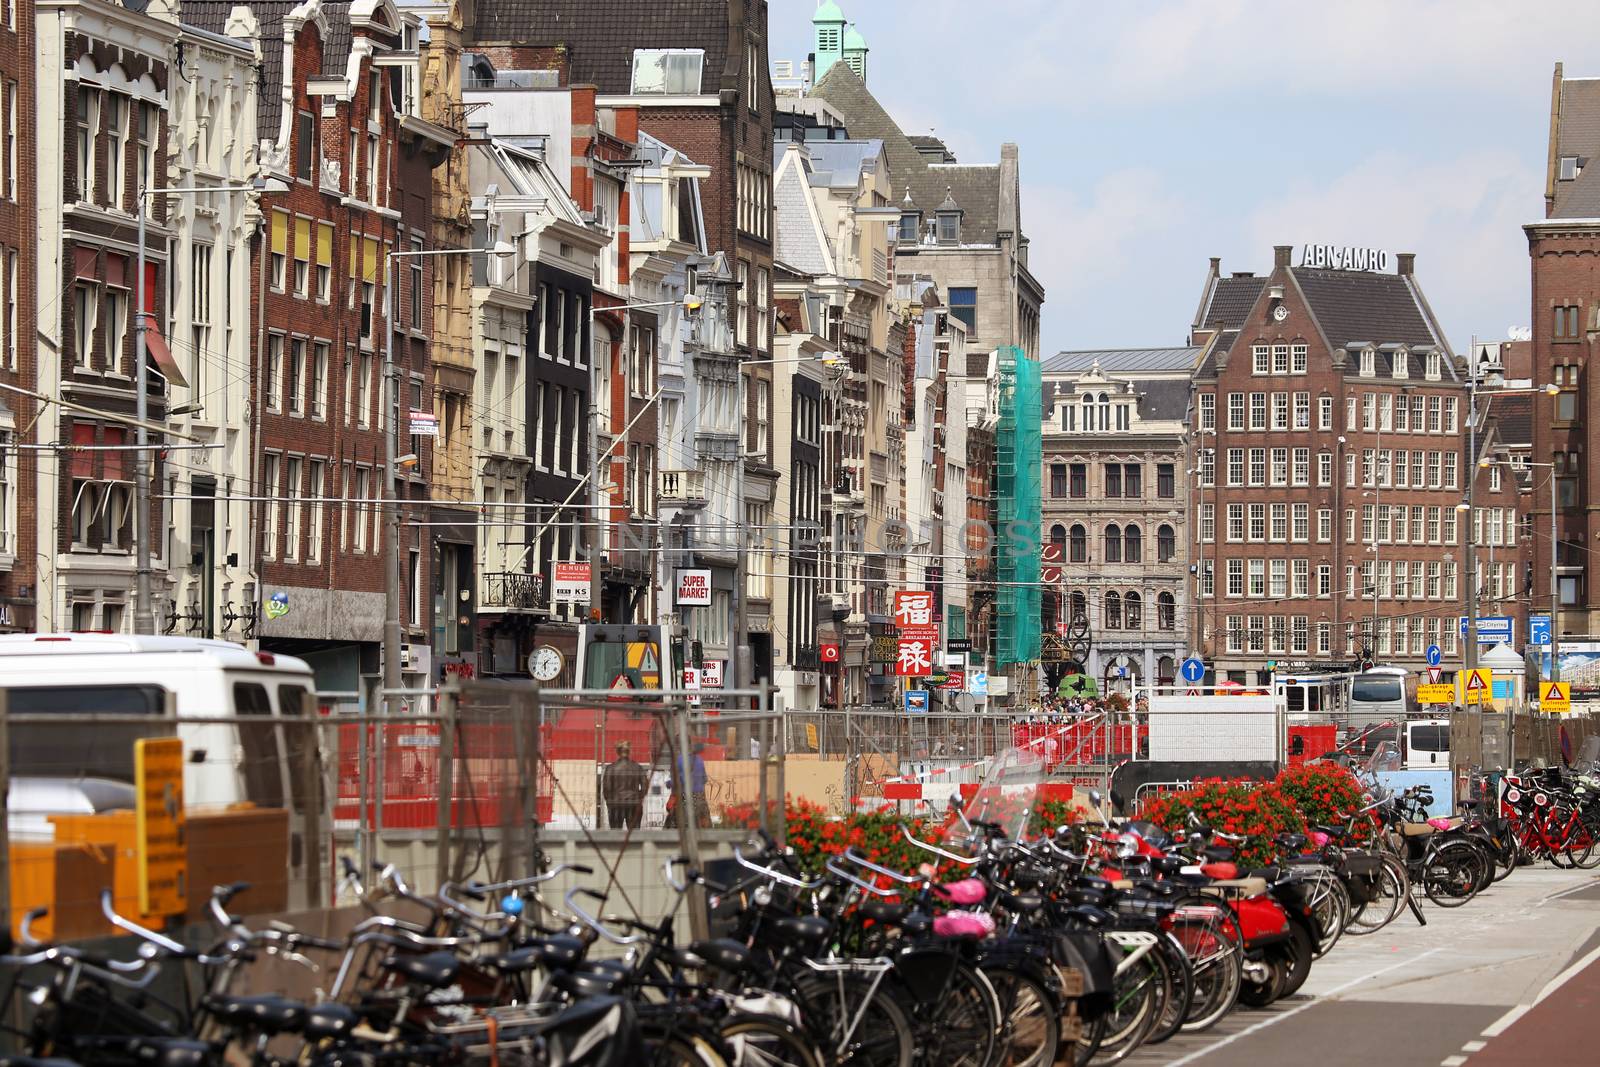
[1461,1041,1486,1052]
[1478,1004,1528,1038]
[1162,947,1446,1067]
[1468,938,1600,1054]
[1441,1056,1467,1066]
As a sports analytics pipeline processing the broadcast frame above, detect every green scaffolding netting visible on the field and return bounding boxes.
[996,345,1041,667]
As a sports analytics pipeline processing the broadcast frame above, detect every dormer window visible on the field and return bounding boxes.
[1393,349,1409,379]
[1425,351,1442,380]
[1359,348,1376,378]
[630,49,705,94]
[898,211,920,244]
[1560,155,1581,181]
[935,187,961,245]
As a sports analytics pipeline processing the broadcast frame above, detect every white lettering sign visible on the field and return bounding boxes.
[1298,245,1393,273]
[675,568,713,606]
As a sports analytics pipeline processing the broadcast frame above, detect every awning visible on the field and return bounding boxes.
[139,313,187,388]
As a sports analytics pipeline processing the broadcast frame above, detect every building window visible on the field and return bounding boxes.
[948,287,977,333]
[1555,362,1580,421]
[1200,503,1214,543]
[1228,392,1245,430]
[1199,448,1214,487]
[1227,448,1244,486]
[270,211,288,291]
[353,468,369,552]
[1124,525,1142,563]
[898,212,919,243]
[103,93,126,210]
[1272,392,1289,431]
[1557,450,1581,509]
[1227,503,1244,542]
[1050,463,1066,498]
[1252,345,1269,375]
[72,283,96,369]
[629,48,706,94]
[1104,524,1121,563]
[1126,592,1142,630]
[1105,591,1121,629]
[1554,304,1581,340]
[75,87,97,203]
[1157,524,1175,562]
[296,109,316,182]
[736,260,749,347]
[1069,524,1086,563]
[3,79,14,202]
[287,339,306,415]
[282,455,302,561]
[1198,392,1215,430]
[310,342,329,419]
[0,429,12,556]
[103,287,127,372]
[1249,392,1267,430]
[1070,463,1086,498]
[1157,463,1175,498]
[409,238,424,329]
[1360,348,1376,377]
[756,267,770,350]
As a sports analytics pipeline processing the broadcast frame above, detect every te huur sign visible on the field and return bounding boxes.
[1297,245,1393,272]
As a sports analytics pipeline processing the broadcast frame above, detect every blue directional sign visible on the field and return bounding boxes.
[1180,657,1206,684]
[1459,616,1514,644]
[1425,644,1442,667]
[1530,615,1552,647]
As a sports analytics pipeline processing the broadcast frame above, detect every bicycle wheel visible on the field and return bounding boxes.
[651,1034,732,1067]
[1311,876,1349,959]
[1345,854,1406,935]
[1422,845,1480,907]
[1147,931,1194,1045]
[982,966,1060,1067]
[790,974,914,1067]
[1086,948,1165,1065]
[1175,910,1243,1033]
[904,962,1000,1067]
[720,1015,826,1067]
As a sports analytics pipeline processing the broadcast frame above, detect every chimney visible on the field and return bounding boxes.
[1396,252,1415,276]
[1208,256,1221,276]
[1273,245,1293,269]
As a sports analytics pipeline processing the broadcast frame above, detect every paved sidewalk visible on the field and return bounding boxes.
[1121,866,1600,1066]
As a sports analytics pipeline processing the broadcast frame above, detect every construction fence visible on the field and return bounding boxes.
[0,681,782,944]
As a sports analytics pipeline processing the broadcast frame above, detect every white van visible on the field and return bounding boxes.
[1348,666,1411,731]
[1404,718,1451,769]
[0,634,320,898]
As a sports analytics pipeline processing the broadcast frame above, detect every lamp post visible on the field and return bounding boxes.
[133,180,268,635]
[381,241,514,714]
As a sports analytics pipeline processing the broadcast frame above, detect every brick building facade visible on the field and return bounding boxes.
[0,0,35,632]
[1190,246,1471,684]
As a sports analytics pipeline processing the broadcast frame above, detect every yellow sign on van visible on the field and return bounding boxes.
[1457,668,1492,706]
[1540,681,1572,713]
[1417,683,1456,705]
[134,737,186,917]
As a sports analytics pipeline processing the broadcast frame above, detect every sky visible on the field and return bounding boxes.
[770,0,1600,357]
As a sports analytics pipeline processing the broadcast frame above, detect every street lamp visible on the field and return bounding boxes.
[380,241,516,715]
[1480,448,1560,683]
[132,179,279,635]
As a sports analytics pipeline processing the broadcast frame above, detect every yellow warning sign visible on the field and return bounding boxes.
[1540,681,1572,713]
[805,723,820,751]
[1417,683,1456,705]
[1458,668,1492,706]
[134,737,186,917]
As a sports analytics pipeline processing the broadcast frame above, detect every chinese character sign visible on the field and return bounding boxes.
[893,591,935,628]
[897,636,933,676]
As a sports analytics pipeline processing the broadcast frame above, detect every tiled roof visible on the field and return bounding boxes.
[1199,275,1266,330]
[1554,77,1600,217]
[811,63,1004,243]
[1043,347,1200,374]
[1491,393,1533,448]
[1139,378,1192,422]
[183,1,355,136]
[1290,267,1442,351]
[469,1,735,95]
[774,152,830,275]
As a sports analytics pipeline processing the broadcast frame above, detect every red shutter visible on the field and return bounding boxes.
[105,253,126,289]
[73,247,97,280]
[70,423,95,478]
[103,427,126,481]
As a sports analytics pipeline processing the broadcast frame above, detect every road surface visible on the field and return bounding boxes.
[1123,865,1600,1066]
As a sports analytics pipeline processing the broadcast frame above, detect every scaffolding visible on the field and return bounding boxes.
[996,344,1042,668]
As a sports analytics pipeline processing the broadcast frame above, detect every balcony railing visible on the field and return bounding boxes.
[481,572,544,612]
[658,469,707,503]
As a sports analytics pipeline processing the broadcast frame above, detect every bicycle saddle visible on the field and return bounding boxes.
[861,899,909,925]
[772,915,830,947]
[128,1039,215,1067]
[203,993,309,1034]
[1399,822,1436,837]
[1150,856,1187,877]
[550,967,624,999]
[381,950,462,988]
[304,1003,359,1042]
[686,938,752,973]
[997,890,1045,914]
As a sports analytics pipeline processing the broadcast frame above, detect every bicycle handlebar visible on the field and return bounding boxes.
[898,825,980,866]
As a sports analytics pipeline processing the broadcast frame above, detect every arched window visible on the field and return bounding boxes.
[1098,392,1111,431]
[1069,591,1087,621]
[1081,394,1093,431]
[1050,523,1067,555]
[1158,592,1175,630]
[1124,524,1142,563]
[1105,591,1121,629]
[1069,524,1087,563]
[1104,524,1122,563]
[1157,524,1175,563]
[1125,591,1142,630]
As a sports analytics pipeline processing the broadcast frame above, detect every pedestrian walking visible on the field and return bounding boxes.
[602,741,648,830]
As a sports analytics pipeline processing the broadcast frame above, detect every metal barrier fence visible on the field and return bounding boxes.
[0,681,781,944]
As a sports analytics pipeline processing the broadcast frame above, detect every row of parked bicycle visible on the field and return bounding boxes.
[0,754,1594,1067]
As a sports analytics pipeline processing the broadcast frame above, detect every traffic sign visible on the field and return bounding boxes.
[1425,644,1442,667]
[1427,665,1443,684]
[1417,683,1456,705]
[1180,657,1206,684]
[1531,615,1552,647]
[1184,688,1201,697]
[1540,680,1571,713]
[1459,668,1492,705]
[1459,616,1514,644]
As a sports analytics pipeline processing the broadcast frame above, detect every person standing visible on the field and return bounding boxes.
[602,741,648,829]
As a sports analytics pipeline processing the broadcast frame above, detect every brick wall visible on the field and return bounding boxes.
[0,1,37,625]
